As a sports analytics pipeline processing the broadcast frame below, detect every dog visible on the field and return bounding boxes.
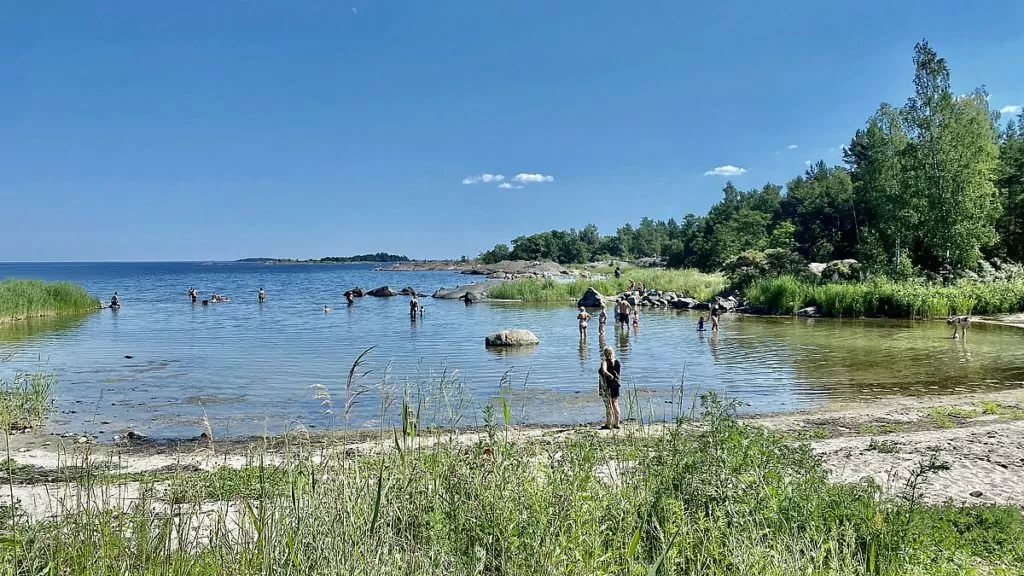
[946,315,971,339]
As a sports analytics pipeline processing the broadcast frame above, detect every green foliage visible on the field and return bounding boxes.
[0,372,56,431]
[473,41,1024,279]
[745,275,1024,317]
[3,395,1022,574]
[486,268,727,302]
[0,279,99,322]
[723,248,807,290]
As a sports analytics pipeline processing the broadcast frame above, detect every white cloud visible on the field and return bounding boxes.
[786,144,799,150]
[350,6,358,14]
[512,173,555,184]
[804,160,812,167]
[703,165,747,177]
[1000,105,1022,115]
[462,173,504,185]
[497,182,513,189]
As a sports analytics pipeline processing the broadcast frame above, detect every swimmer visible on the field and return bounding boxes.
[598,305,608,336]
[710,304,721,331]
[697,316,706,331]
[410,297,420,317]
[324,304,332,313]
[188,287,198,303]
[577,306,592,341]
[258,287,266,303]
[110,291,120,308]
[346,292,355,305]
[632,309,639,328]
[616,298,631,330]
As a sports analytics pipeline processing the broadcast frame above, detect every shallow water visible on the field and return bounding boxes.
[2,262,1023,439]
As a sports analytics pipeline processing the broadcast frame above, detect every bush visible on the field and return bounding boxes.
[724,249,807,290]
[821,259,865,282]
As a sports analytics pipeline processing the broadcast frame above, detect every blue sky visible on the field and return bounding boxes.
[2,1,1022,261]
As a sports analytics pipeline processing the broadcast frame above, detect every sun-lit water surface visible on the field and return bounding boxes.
[2,262,1022,439]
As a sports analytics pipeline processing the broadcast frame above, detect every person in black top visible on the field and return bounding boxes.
[710,303,721,331]
[598,346,622,430]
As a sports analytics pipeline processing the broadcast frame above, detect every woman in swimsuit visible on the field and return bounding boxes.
[710,304,721,331]
[598,346,621,429]
[577,307,591,342]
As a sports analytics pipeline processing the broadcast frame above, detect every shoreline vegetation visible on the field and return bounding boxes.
[453,42,1024,321]
[0,279,99,324]
[3,372,1024,573]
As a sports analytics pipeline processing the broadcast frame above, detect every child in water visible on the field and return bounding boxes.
[697,316,706,331]
[632,309,639,328]
[598,305,607,336]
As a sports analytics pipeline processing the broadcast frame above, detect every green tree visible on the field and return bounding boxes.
[995,113,1024,261]
[900,41,1000,270]
[782,162,858,262]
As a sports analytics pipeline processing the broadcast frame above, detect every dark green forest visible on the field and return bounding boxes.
[479,41,1024,279]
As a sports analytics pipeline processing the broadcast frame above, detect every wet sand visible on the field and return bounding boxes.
[4,386,1024,521]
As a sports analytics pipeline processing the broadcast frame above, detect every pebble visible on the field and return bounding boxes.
[77,436,88,444]
[970,490,984,498]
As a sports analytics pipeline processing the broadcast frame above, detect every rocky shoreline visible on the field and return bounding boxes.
[379,259,579,279]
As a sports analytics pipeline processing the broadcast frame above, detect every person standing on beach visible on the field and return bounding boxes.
[598,305,608,336]
[577,307,591,342]
[598,346,621,430]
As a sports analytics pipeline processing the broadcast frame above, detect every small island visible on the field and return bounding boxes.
[236,253,411,265]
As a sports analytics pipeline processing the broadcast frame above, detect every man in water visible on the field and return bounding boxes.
[188,287,197,303]
[258,287,266,303]
[616,298,632,330]
[346,292,355,305]
[110,292,120,308]
[410,297,420,318]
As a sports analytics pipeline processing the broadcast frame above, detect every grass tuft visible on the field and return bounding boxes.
[0,279,99,322]
[487,268,726,303]
[745,276,1024,318]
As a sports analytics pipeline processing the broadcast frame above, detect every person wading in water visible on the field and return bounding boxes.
[598,346,622,430]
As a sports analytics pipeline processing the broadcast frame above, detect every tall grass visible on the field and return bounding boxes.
[487,268,727,303]
[0,372,56,431]
[746,276,1024,318]
[0,279,99,322]
[1,391,1020,575]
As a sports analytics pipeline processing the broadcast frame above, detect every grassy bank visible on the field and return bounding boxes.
[487,268,726,303]
[0,279,99,323]
[1,372,56,432]
[2,395,1021,574]
[746,276,1024,318]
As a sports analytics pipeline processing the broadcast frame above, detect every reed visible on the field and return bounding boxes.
[0,279,99,322]
[745,276,1024,318]
[487,268,727,303]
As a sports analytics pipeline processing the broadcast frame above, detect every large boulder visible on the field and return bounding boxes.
[797,306,821,318]
[344,287,365,298]
[821,259,864,282]
[576,287,605,308]
[399,287,421,296]
[464,291,487,303]
[808,263,827,277]
[485,329,539,347]
[669,298,697,310]
[367,286,398,297]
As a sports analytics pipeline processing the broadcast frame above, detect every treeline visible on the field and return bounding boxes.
[237,253,410,263]
[479,41,1024,278]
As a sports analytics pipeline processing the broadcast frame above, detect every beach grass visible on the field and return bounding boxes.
[2,391,1022,575]
[0,372,56,432]
[0,279,99,323]
[487,268,727,303]
[745,276,1024,318]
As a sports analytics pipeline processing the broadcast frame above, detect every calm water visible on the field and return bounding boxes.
[2,262,1023,439]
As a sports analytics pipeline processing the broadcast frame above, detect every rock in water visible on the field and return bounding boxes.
[367,286,398,297]
[669,298,697,310]
[399,287,420,296]
[485,329,539,347]
[576,287,605,308]
[345,287,365,298]
[464,291,486,303]
[796,306,821,318]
